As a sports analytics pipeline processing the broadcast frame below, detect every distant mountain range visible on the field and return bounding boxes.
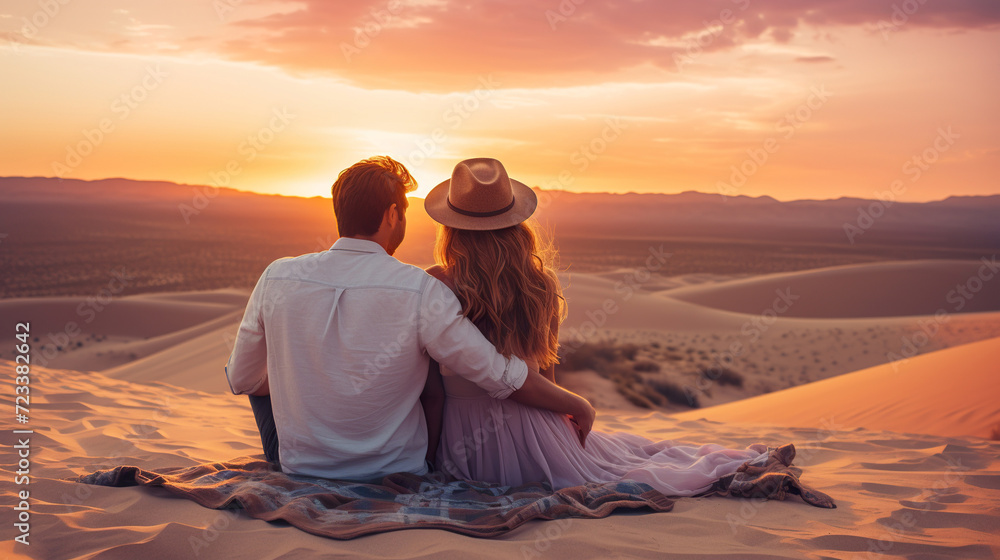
[2,176,998,297]
[4,176,998,248]
[528,188,1000,247]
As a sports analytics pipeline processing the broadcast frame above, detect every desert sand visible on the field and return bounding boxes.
[1,259,999,559]
[675,335,1000,440]
[557,259,1000,409]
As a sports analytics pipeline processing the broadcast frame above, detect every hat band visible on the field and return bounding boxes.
[447,196,516,218]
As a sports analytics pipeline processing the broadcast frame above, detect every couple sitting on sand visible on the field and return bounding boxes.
[225,156,816,500]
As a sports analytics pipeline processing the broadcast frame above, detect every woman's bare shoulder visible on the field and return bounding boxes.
[425,264,446,279]
[424,265,456,290]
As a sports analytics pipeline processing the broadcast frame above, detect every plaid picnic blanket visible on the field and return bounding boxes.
[705,444,837,509]
[77,457,675,539]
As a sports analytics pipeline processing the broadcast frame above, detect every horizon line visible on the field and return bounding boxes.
[4,174,999,206]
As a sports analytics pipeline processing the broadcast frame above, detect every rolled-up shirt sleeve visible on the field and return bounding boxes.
[225,264,271,395]
[417,276,528,399]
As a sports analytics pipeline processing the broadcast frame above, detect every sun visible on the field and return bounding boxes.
[350,129,459,198]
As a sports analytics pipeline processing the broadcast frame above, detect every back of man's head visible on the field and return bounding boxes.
[331,156,417,237]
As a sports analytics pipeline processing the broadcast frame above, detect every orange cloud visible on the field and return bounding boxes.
[210,0,1000,90]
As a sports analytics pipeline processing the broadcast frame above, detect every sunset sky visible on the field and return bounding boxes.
[2,0,998,201]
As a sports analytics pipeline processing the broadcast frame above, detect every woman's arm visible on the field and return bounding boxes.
[421,358,445,469]
[540,363,556,383]
[509,372,595,448]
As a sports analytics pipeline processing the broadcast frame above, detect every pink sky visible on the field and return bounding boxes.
[1,0,998,200]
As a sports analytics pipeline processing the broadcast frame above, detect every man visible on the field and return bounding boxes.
[226,156,595,481]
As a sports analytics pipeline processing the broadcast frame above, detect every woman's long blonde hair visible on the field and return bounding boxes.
[434,221,566,369]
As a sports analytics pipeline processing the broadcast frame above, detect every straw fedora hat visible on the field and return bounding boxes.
[424,158,537,230]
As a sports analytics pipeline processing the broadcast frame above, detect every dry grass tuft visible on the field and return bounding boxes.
[558,341,699,409]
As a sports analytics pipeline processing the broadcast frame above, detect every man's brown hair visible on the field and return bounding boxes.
[331,156,417,237]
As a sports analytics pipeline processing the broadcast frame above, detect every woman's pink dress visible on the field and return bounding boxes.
[437,370,766,496]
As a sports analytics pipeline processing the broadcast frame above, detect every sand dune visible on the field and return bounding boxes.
[4,180,1000,557]
[3,360,998,559]
[558,263,1000,408]
[3,257,1000,558]
[675,336,1000,440]
[103,318,243,393]
[4,262,1000,407]
[0,289,247,374]
[560,272,753,332]
[0,289,245,338]
[661,259,1000,318]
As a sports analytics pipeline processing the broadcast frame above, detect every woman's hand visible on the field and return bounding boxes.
[509,371,595,447]
[568,397,596,449]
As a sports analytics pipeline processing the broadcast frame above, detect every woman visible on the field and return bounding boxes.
[421,158,817,499]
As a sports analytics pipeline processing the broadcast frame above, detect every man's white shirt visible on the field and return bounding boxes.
[226,237,527,480]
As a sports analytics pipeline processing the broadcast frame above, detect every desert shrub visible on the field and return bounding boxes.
[649,379,700,408]
[558,342,603,372]
[615,382,659,409]
[559,341,613,372]
[608,365,642,384]
[632,360,661,373]
[619,344,640,361]
[559,341,679,408]
[634,383,667,407]
[697,365,744,388]
[559,341,642,374]
[592,342,620,362]
[621,390,654,409]
[716,368,744,388]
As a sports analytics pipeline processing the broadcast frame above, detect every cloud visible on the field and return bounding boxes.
[794,55,835,64]
[8,0,1000,91]
[207,0,1000,90]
